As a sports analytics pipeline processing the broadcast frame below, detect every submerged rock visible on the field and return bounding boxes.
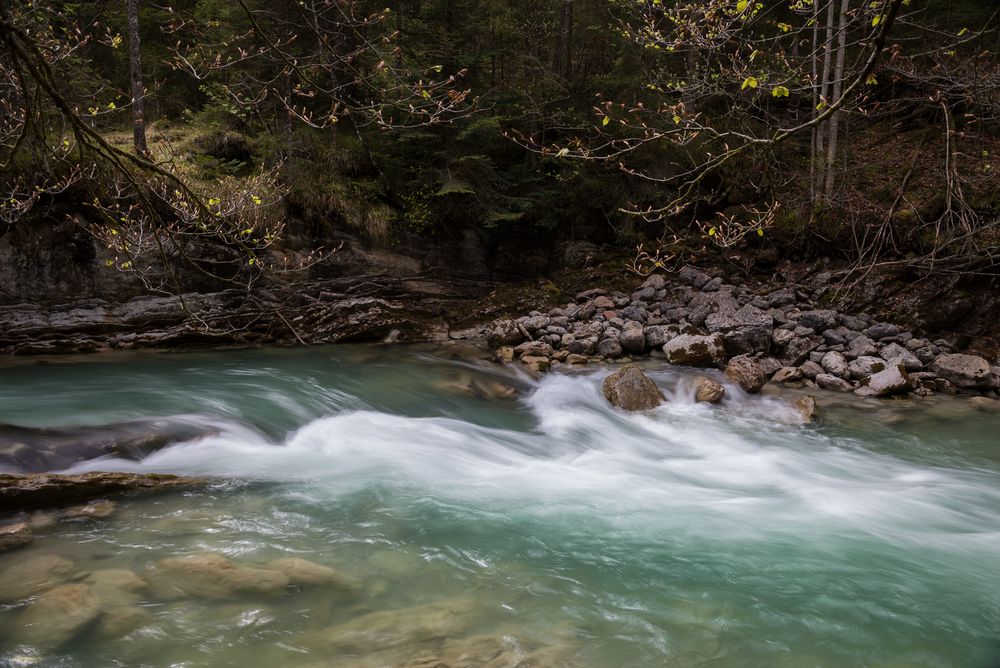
[694,377,726,404]
[0,521,32,552]
[267,558,357,590]
[18,583,101,647]
[299,597,475,654]
[602,366,665,411]
[147,553,290,600]
[0,553,75,602]
[0,416,222,473]
[0,472,206,513]
[724,356,767,394]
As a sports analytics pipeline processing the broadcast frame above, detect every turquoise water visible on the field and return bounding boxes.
[0,345,999,667]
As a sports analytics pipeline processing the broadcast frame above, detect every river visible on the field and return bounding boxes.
[1,344,998,667]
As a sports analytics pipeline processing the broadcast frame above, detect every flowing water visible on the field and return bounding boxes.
[0,344,999,667]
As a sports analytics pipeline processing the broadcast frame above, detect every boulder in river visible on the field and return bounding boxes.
[815,374,853,392]
[694,377,726,404]
[929,354,993,388]
[863,364,913,397]
[0,521,32,552]
[662,334,727,368]
[724,356,767,394]
[602,366,665,411]
[793,396,817,422]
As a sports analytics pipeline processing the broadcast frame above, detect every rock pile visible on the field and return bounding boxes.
[490,267,1000,401]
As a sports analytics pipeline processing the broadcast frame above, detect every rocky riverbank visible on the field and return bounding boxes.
[484,266,1000,407]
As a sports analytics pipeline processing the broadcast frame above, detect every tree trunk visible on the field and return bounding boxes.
[125,0,147,155]
[558,0,574,80]
[810,0,820,206]
[816,0,836,180]
[824,0,850,199]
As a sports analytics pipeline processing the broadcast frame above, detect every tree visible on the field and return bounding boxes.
[125,0,147,155]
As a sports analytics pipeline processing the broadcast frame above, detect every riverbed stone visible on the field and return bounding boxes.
[849,355,887,380]
[772,367,803,383]
[18,583,101,647]
[84,569,147,607]
[969,396,1000,412]
[724,356,767,394]
[663,334,727,367]
[694,377,725,404]
[602,366,665,411]
[793,396,817,422]
[820,351,850,379]
[795,310,838,332]
[846,335,879,359]
[800,361,825,379]
[863,364,913,397]
[866,322,899,340]
[780,335,822,366]
[520,356,551,373]
[929,353,993,388]
[620,322,646,354]
[0,553,75,602]
[0,522,32,552]
[486,319,523,347]
[705,305,773,356]
[147,553,290,600]
[267,558,357,590]
[880,343,923,371]
[597,338,623,359]
[815,374,853,392]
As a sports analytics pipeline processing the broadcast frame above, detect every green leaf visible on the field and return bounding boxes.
[757,228,764,236]
[771,85,790,98]
[602,116,610,126]
[741,76,759,90]
[737,0,749,13]
[708,227,717,236]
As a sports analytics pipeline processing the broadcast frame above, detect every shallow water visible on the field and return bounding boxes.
[1,345,999,667]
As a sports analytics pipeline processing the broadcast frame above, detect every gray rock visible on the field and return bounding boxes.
[725,356,768,394]
[929,354,993,388]
[619,305,648,323]
[815,374,853,392]
[702,277,724,292]
[880,342,923,371]
[866,322,899,340]
[848,356,886,380]
[820,351,850,379]
[0,522,32,553]
[758,357,783,377]
[780,336,822,366]
[694,377,726,404]
[597,338,623,359]
[772,328,796,346]
[662,334,728,368]
[772,367,804,383]
[846,335,878,359]
[795,310,838,332]
[620,322,646,354]
[914,346,938,365]
[632,286,656,301]
[486,319,524,347]
[678,266,711,289]
[705,305,773,356]
[566,336,597,355]
[838,313,868,331]
[641,274,667,290]
[522,315,550,332]
[822,328,848,346]
[602,366,665,411]
[514,340,553,358]
[767,288,796,307]
[644,325,681,349]
[905,338,928,351]
[864,364,913,397]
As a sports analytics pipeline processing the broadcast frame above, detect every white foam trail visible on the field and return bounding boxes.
[65,369,1000,555]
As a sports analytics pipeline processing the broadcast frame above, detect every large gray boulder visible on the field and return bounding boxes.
[780,335,822,366]
[663,334,727,368]
[724,355,768,394]
[929,354,993,388]
[486,319,524,347]
[602,366,665,411]
[704,305,773,356]
[863,364,913,397]
[846,335,878,359]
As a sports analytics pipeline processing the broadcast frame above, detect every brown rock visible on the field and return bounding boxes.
[147,553,290,600]
[694,377,725,404]
[724,355,767,394]
[0,472,205,513]
[19,583,101,647]
[602,366,665,411]
[0,553,75,602]
[267,558,358,590]
[793,396,817,422]
[0,521,32,552]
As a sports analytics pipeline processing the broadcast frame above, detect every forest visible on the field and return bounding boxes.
[2,0,998,294]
